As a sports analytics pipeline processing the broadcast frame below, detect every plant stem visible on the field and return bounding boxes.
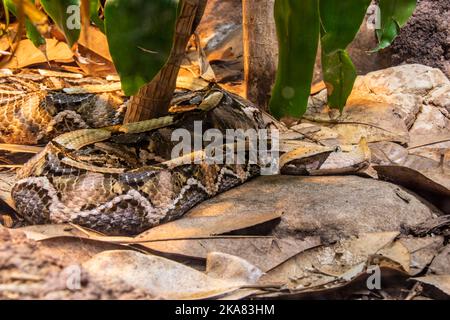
[123,0,206,124]
[242,0,278,111]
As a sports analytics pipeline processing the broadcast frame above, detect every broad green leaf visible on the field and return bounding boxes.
[89,0,104,33]
[269,0,320,119]
[319,0,371,111]
[104,0,179,96]
[25,19,46,47]
[322,50,356,109]
[319,0,371,54]
[40,0,81,47]
[374,0,417,51]
[5,0,46,48]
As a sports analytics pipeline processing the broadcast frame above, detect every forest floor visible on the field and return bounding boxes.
[0,0,449,300]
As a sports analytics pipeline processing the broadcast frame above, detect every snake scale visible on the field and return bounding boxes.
[1,69,370,235]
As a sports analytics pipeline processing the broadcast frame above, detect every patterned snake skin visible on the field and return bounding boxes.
[2,70,370,235]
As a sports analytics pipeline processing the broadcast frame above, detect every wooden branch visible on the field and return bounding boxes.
[242,0,278,111]
[124,0,207,124]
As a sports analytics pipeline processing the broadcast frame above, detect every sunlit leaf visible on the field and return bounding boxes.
[104,0,179,96]
[11,0,47,24]
[374,0,417,51]
[25,19,45,47]
[319,0,371,111]
[5,0,46,48]
[269,0,320,119]
[322,49,356,109]
[40,0,81,47]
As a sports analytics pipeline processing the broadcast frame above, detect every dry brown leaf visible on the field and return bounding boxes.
[83,250,245,300]
[19,224,101,241]
[39,237,131,266]
[136,210,283,242]
[377,241,411,273]
[141,236,320,272]
[78,25,112,62]
[305,95,410,145]
[414,275,450,297]
[206,252,263,285]
[375,165,450,199]
[428,245,450,275]
[400,236,444,276]
[2,39,73,69]
[260,232,399,289]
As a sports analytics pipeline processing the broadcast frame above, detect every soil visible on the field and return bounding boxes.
[390,0,450,77]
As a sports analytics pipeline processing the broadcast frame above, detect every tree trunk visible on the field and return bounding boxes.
[242,0,278,111]
[124,0,207,124]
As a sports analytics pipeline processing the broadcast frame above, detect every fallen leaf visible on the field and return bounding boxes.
[428,245,450,275]
[2,39,73,69]
[136,211,283,242]
[141,236,320,272]
[260,232,399,289]
[83,250,245,300]
[414,275,450,298]
[19,224,101,241]
[206,252,263,285]
[377,240,411,273]
[400,236,444,276]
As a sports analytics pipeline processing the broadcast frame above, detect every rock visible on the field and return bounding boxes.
[305,65,450,213]
[186,175,437,242]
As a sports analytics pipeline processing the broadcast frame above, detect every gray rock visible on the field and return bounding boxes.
[187,175,437,242]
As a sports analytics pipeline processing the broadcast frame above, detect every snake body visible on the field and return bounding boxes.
[2,70,370,235]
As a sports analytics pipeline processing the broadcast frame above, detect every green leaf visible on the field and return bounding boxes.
[319,0,371,111]
[374,0,417,51]
[269,0,320,119]
[2,0,11,26]
[40,0,81,47]
[322,50,356,109]
[104,0,179,96]
[89,0,104,33]
[5,0,46,48]
[319,0,371,53]
[25,19,46,47]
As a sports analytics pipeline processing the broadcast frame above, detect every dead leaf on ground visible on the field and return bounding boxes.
[251,266,410,300]
[259,232,400,290]
[136,210,283,242]
[305,93,410,145]
[83,250,251,300]
[399,236,444,276]
[428,245,450,276]
[414,275,450,298]
[2,39,73,69]
[377,241,411,273]
[206,252,263,286]
[375,165,450,205]
[141,236,320,272]
[39,237,131,266]
[19,224,102,241]
[78,26,113,62]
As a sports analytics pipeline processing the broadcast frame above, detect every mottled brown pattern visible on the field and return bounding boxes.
[0,69,126,145]
[11,84,265,235]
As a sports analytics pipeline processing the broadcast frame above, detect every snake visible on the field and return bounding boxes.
[1,69,371,235]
